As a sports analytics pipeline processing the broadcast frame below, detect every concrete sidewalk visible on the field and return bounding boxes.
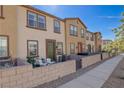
[58,55,124,88]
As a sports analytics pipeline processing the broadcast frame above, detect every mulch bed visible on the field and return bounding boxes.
[102,57,124,88]
[35,58,110,88]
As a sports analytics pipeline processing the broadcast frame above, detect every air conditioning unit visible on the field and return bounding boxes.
[56,55,62,62]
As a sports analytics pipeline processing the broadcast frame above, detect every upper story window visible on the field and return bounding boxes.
[86,32,89,40]
[98,35,101,40]
[0,5,3,18]
[28,12,37,28]
[27,11,46,30]
[54,20,60,33]
[81,29,85,38]
[91,34,94,41]
[70,25,78,36]
[38,15,46,29]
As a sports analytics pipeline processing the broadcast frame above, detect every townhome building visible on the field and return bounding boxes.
[0,5,103,63]
[64,18,87,55]
[86,31,95,53]
[0,5,66,61]
[17,6,66,61]
[94,32,102,53]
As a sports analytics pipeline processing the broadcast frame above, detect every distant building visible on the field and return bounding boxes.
[102,39,112,50]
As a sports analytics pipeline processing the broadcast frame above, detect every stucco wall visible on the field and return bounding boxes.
[17,6,65,59]
[0,5,17,58]
[0,60,76,88]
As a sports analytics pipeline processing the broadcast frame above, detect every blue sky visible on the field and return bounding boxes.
[33,5,124,40]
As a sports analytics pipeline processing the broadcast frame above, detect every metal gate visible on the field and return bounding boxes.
[76,59,82,70]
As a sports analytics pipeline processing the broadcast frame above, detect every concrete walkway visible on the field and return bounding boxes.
[58,54,124,88]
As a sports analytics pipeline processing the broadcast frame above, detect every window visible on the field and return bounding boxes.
[27,11,46,30]
[54,20,60,33]
[70,43,75,54]
[70,25,78,36]
[98,35,101,40]
[0,36,8,57]
[56,42,63,55]
[91,34,94,41]
[0,5,3,17]
[38,15,46,29]
[81,29,85,37]
[28,12,37,28]
[27,40,38,57]
[86,32,89,40]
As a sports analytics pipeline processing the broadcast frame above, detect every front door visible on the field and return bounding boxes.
[78,42,82,53]
[46,39,56,61]
[87,44,91,53]
[0,36,9,58]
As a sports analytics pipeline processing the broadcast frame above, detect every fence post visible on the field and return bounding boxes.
[101,52,103,60]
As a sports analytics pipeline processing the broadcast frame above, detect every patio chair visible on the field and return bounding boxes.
[39,60,47,66]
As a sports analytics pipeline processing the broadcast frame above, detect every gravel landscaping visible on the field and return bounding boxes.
[35,58,109,88]
[102,57,124,88]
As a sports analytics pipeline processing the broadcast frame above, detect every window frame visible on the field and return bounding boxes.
[91,34,94,41]
[37,15,46,29]
[27,11,37,28]
[81,29,85,38]
[27,40,39,57]
[54,19,61,33]
[86,32,89,40]
[27,10,46,31]
[70,24,78,36]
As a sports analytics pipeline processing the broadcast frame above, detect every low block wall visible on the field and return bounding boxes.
[102,53,109,60]
[0,60,76,88]
[81,54,101,68]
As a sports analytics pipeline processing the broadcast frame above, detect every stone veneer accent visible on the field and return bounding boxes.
[0,60,76,88]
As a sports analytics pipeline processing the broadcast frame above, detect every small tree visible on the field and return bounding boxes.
[104,13,124,55]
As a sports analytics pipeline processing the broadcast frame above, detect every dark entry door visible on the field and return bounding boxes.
[46,39,56,61]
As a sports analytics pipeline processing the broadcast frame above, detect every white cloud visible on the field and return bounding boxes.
[98,16,122,19]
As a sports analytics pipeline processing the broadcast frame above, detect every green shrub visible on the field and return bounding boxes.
[27,56,36,67]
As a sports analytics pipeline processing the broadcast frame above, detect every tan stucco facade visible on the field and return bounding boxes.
[0,5,102,60]
[0,5,17,58]
[85,31,95,53]
[17,6,65,59]
[94,32,102,52]
[64,18,87,55]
